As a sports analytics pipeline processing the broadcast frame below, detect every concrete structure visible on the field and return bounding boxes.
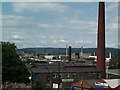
[97,2,106,79]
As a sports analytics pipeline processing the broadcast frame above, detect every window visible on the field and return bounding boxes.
[46,76,50,81]
[59,74,62,78]
[33,73,40,82]
[73,73,77,77]
[53,73,56,78]
[66,74,69,78]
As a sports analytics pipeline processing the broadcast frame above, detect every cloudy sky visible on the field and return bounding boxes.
[2,2,118,49]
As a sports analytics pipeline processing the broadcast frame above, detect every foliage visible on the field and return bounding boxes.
[2,42,30,83]
[32,82,44,90]
[24,58,34,64]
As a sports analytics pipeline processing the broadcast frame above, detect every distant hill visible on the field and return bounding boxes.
[18,47,119,56]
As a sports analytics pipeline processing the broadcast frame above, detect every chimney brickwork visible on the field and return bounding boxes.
[97,2,106,79]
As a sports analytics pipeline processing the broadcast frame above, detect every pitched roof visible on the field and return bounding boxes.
[72,80,92,89]
[72,79,112,89]
[104,79,120,88]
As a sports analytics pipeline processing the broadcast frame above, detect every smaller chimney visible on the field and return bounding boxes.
[109,52,112,59]
[80,46,83,55]
[66,44,68,56]
[68,46,71,62]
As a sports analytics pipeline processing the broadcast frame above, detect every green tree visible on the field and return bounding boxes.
[2,42,30,83]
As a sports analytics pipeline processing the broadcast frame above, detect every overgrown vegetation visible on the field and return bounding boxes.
[2,42,30,83]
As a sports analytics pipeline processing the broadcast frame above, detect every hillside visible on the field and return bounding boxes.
[18,47,119,56]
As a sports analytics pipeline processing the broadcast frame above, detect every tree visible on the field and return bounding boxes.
[2,42,30,83]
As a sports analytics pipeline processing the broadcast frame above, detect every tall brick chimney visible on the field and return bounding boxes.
[97,2,106,78]
[68,46,71,62]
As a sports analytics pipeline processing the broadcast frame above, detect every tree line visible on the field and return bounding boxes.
[1,42,30,83]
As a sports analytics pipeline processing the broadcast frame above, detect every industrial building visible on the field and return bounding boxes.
[28,2,120,90]
[29,62,101,89]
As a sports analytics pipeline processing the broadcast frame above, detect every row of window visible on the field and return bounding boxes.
[45,72,98,81]
[52,73,77,78]
[47,73,97,78]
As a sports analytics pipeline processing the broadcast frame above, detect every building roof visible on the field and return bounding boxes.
[104,79,120,88]
[29,63,99,73]
[72,79,112,89]
[108,69,120,76]
[86,79,98,86]
[72,80,92,89]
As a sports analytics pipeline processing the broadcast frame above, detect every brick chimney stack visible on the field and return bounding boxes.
[97,2,106,78]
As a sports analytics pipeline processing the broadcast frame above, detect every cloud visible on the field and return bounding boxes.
[2,14,34,27]
[3,0,120,2]
[106,15,118,35]
[2,2,118,48]
[60,39,67,43]
[38,18,97,33]
[0,4,2,41]
[2,0,98,2]
[35,35,69,47]
[12,2,69,14]
[69,19,97,31]
[106,2,118,12]
[106,42,118,48]
[111,23,118,29]
[2,14,96,33]
[70,40,95,48]
[38,23,55,29]
[3,13,117,48]
[3,34,24,45]
[10,34,23,41]
[106,23,118,32]
[3,3,97,33]
[118,43,120,48]
[75,40,93,45]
